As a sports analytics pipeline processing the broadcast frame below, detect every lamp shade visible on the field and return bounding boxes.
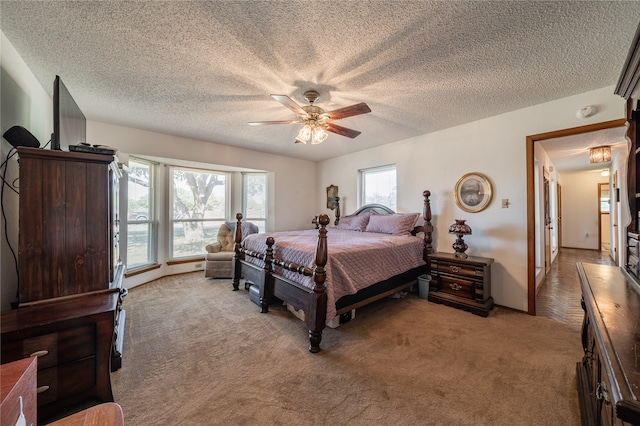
[589,146,611,164]
[449,219,472,235]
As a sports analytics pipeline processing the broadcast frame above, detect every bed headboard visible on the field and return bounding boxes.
[350,204,395,216]
[342,191,433,255]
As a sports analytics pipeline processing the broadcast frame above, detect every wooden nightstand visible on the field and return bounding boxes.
[428,252,494,316]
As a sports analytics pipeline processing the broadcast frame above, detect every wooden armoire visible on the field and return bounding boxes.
[15,146,125,367]
[17,147,123,302]
[1,147,126,421]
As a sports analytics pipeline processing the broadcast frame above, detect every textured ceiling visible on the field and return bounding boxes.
[2,1,640,162]
[538,127,627,173]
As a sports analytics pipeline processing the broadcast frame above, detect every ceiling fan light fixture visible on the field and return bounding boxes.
[311,126,328,144]
[250,90,371,145]
[297,124,311,143]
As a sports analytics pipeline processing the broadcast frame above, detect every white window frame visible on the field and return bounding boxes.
[359,164,397,210]
[126,157,157,269]
[242,172,268,233]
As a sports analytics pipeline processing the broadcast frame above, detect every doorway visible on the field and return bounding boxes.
[543,168,551,274]
[598,182,611,254]
[612,172,619,263]
[599,182,610,253]
[526,119,626,315]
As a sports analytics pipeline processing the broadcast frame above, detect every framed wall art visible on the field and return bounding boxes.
[454,172,492,213]
[326,185,339,210]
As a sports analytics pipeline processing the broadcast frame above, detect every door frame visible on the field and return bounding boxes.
[543,167,551,274]
[598,182,610,252]
[557,184,562,252]
[526,118,626,315]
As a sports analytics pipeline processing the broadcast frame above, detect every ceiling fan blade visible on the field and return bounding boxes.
[324,122,362,139]
[271,94,306,116]
[324,102,371,120]
[248,120,299,126]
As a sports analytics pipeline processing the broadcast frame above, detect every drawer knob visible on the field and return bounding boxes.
[450,266,460,273]
[450,283,462,291]
[37,385,50,394]
[30,350,49,358]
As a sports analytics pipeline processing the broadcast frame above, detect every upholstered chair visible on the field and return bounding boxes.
[204,221,259,278]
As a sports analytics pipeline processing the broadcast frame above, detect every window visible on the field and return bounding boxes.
[242,173,267,232]
[360,165,397,210]
[170,167,228,259]
[126,158,156,268]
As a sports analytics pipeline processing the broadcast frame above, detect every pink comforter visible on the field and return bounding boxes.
[241,228,426,323]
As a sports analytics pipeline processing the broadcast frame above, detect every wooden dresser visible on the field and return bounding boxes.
[1,292,119,424]
[576,263,640,425]
[428,252,494,316]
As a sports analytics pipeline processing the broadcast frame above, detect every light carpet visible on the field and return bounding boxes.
[111,272,581,425]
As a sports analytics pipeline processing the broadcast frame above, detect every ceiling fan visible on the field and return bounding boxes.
[248,90,371,144]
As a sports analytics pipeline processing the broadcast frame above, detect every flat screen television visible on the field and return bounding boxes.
[52,75,86,150]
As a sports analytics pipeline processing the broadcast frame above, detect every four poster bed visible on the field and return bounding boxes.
[231,190,433,352]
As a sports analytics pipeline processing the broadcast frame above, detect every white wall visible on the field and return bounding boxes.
[1,32,53,311]
[602,213,610,245]
[317,86,626,312]
[559,171,609,249]
[87,121,318,288]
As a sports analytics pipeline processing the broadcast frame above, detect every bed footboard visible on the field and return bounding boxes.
[232,213,330,353]
[231,190,433,353]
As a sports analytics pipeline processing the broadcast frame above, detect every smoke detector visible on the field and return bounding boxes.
[576,105,597,119]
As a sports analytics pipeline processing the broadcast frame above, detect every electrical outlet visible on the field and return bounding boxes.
[502,199,510,208]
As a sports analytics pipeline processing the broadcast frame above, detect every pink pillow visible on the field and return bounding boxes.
[336,214,370,232]
[365,213,420,236]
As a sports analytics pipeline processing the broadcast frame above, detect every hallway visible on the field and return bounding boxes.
[535,247,615,331]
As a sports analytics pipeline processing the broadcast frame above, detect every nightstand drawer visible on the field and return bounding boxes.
[438,275,475,300]
[428,252,494,316]
[433,260,480,278]
[3,325,96,370]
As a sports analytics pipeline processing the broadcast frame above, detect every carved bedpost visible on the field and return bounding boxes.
[231,213,243,291]
[423,190,434,257]
[260,236,275,314]
[308,214,329,353]
[334,196,341,226]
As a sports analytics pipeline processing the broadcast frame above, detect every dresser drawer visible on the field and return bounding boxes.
[438,275,475,300]
[433,260,480,278]
[37,357,96,405]
[2,325,96,369]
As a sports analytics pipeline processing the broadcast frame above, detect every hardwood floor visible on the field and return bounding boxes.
[535,247,614,330]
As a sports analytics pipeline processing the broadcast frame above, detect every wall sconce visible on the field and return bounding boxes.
[589,146,611,164]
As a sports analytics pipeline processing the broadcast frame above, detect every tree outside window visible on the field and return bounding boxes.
[171,167,228,258]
